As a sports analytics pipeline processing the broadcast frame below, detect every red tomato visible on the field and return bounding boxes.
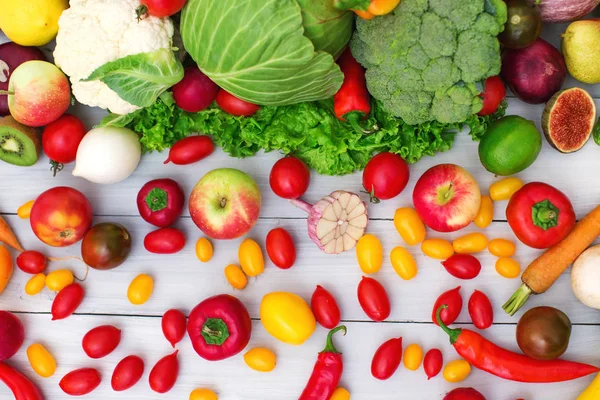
[216,90,260,117]
[441,254,482,280]
[371,337,403,380]
[310,285,341,329]
[266,227,296,269]
[16,250,47,274]
[362,152,410,202]
[478,76,506,116]
[444,387,486,400]
[42,114,87,176]
[59,368,101,396]
[432,286,462,326]
[149,350,179,394]
[357,276,391,322]
[269,157,310,199]
[139,0,187,17]
[423,348,443,380]
[82,325,121,359]
[468,290,493,330]
[111,355,145,392]
[161,309,187,348]
[172,66,219,112]
[164,136,214,165]
[51,283,85,321]
[137,178,185,227]
[144,228,186,254]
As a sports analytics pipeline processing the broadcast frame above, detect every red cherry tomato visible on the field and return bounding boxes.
[144,228,186,254]
[269,157,310,199]
[82,325,121,359]
[164,135,214,165]
[42,114,87,176]
[371,337,403,380]
[432,286,462,326]
[478,76,506,116]
[265,227,296,269]
[161,309,186,348]
[111,355,145,392]
[59,368,101,396]
[172,66,219,112]
[139,0,187,17]
[357,276,391,322]
[423,348,443,380]
[149,350,179,394]
[16,251,47,274]
[441,254,482,280]
[444,387,486,400]
[362,152,410,202]
[216,90,260,117]
[310,285,341,329]
[51,283,84,321]
[468,290,494,330]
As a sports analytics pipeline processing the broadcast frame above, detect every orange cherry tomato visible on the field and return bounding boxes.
[244,348,277,372]
[238,239,264,277]
[490,177,524,201]
[17,200,34,219]
[443,359,472,383]
[390,246,417,280]
[224,265,247,290]
[453,233,489,254]
[488,238,516,257]
[474,195,494,228]
[195,238,213,262]
[394,208,426,245]
[403,343,424,371]
[356,234,383,274]
[25,273,46,295]
[495,257,521,278]
[421,239,454,260]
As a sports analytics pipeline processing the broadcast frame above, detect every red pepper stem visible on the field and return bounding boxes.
[321,325,347,354]
[344,112,369,134]
[531,199,559,230]
[435,305,461,344]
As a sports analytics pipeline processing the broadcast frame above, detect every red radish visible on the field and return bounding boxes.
[173,67,219,112]
[291,191,368,254]
[164,136,214,165]
[111,355,145,392]
[0,311,24,361]
[216,90,260,116]
[16,250,47,274]
[269,157,310,199]
[144,228,186,254]
[82,325,122,359]
[149,350,179,394]
[51,283,84,320]
[362,152,410,202]
[59,368,101,396]
[161,309,186,348]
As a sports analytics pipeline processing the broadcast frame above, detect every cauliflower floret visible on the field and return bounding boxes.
[53,0,174,115]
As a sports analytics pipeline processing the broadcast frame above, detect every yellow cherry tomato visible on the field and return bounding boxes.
[368,0,402,15]
[443,359,471,383]
[25,273,46,296]
[488,238,516,257]
[474,195,494,229]
[495,257,521,279]
[330,387,351,400]
[238,239,264,277]
[45,269,74,292]
[489,177,524,201]
[244,348,277,372]
[421,239,454,260]
[195,238,213,262]
[453,232,489,254]
[224,264,247,290]
[190,388,218,400]
[394,208,426,245]
[356,234,383,274]
[127,274,154,305]
[403,343,423,371]
[27,343,56,378]
[390,246,417,280]
[260,292,316,345]
[354,9,375,19]
[17,200,34,219]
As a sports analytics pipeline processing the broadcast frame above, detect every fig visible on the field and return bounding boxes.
[542,88,596,153]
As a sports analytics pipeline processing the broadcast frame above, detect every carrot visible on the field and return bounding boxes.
[0,215,24,252]
[0,245,13,295]
[504,205,600,316]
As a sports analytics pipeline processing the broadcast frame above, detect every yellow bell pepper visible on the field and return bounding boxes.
[260,292,316,345]
[578,372,600,400]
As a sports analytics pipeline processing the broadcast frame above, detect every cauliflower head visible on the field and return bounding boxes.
[350,0,507,125]
[53,0,174,115]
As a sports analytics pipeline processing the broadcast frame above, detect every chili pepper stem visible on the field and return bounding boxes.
[321,325,347,354]
[503,284,532,316]
[435,305,461,344]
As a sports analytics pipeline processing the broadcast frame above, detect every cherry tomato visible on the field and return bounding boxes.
[216,90,260,116]
[51,283,84,320]
[144,228,186,254]
[190,388,219,400]
[269,157,310,199]
[311,285,341,329]
[128,274,154,305]
[452,233,489,254]
[164,135,214,165]
[82,325,121,359]
[45,269,74,292]
[495,257,521,279]
[403,343,423,371]
[162,309,187,348]
[149,350,179,394]
[432,286,463,326]
[362,152,410,202]
[422,238,454,259]
[357,276,390,322]
[443,359,472,383]
[16,250,47,274]
[371,337,402,380]
[25,273,46,296]
[474,195,494,229]
[393,207,426,245]
[112,355,145,392]
[423,348,443,380]
[238,238,265,277]
[27,343,56,378]
[243,348,277,372]
[356,234,383,274]
[488,238,516,257]
[224,264,248,290]
[442,254,482,280]
[139,0,187,17]
[17,200,34,219]
[266,227,296,269]
[330,388,350,400]
[59,368,101,396]
[390,246,418,280]
[468,290,493,330]
[42,114,87,176]
[478,76,506,116]
[195,238,213,262]
[444,387,486,400]
[490,177,524,201]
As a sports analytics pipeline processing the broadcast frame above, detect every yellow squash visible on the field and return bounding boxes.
[260,292,316,345]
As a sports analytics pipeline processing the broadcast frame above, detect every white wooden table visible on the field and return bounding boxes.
[2,21,600,400]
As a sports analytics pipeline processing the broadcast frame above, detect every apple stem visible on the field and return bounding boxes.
[0,90,13,96]
[219,197,228,208]
[289,198,312,214]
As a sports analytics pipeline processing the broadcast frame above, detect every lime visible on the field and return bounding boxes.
[478,116,542,176]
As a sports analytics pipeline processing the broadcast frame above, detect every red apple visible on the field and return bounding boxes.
[189,168,261,239]
[413,164,481,232]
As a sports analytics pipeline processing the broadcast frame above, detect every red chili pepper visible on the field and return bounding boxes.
[423,348,443,380]
[436,305,599,382]
[333,48,371,134]
[0,362,43,400]
[299,326,346,400]
[431,286,462,326]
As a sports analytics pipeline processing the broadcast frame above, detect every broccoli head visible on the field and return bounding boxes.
[350,0,507,125]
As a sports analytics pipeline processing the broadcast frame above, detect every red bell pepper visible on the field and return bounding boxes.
[0,362,43,400]
[333,48,371,134]
[444,387,486,400]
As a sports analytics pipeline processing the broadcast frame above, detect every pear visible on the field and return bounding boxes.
[562,20,600,84]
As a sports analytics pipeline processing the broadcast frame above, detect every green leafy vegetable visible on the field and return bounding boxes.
[84,49,184,108]
[594,118,600,146]
[298,0,354,59]
[334,0,371,11]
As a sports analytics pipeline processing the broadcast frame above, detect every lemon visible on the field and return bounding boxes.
[0,0,69,46]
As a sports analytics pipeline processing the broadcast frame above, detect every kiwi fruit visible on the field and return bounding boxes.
[0,116,41,166]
